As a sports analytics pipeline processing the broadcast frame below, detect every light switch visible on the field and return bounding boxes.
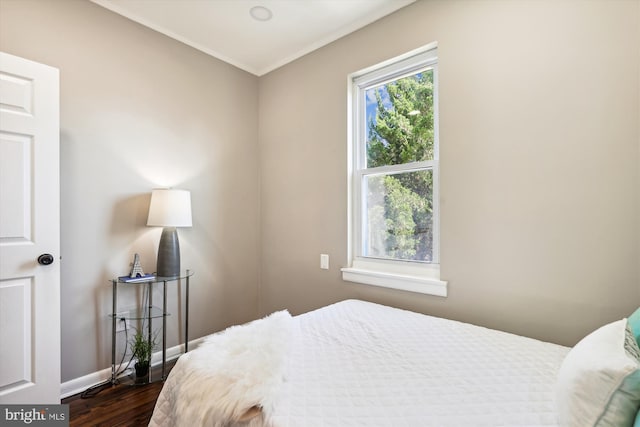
[320,254,329,270]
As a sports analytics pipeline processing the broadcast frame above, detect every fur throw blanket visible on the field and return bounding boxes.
[149,310,293,427]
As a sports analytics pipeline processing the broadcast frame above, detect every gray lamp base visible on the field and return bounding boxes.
[157,227,180,277]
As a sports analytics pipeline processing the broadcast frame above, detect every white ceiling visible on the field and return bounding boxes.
[90,0,415,76]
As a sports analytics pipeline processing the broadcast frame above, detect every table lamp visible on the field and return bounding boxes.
[147,188,192,277]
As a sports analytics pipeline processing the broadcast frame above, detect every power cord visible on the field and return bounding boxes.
[82,285,158,398]
[80,316,133,398]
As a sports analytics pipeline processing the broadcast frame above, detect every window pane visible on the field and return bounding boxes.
[365,69,434,167]
[364,169,433,262]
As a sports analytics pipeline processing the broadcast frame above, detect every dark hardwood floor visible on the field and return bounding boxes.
[63,362,174,427]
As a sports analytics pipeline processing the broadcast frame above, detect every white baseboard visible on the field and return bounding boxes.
[60,337,206,399]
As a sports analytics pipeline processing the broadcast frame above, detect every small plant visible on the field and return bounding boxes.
[129,329,158,378]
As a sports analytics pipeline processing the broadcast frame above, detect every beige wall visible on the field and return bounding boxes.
[0,0,260,382]
[259,0,640,347]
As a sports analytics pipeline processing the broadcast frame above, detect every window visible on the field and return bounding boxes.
[342,44,447,296]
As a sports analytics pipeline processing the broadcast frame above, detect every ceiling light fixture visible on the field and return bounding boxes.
[250,6,273,22]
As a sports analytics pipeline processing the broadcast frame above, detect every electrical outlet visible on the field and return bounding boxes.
[320,254,329,270]
[115,311,130,333]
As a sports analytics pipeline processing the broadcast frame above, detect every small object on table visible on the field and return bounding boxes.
[129,253,145,278]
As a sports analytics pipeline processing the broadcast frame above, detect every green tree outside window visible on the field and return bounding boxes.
[365,70,435,262]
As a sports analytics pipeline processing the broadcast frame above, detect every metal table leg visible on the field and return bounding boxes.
[185,270,190,353]
[162,279,167,379]
[111,279,117,384]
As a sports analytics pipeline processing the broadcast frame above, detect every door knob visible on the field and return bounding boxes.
[37,254,54,265]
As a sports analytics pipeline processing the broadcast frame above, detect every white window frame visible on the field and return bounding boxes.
[342,43,447,297]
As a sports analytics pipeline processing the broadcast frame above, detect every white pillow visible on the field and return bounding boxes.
[556,319,640,427]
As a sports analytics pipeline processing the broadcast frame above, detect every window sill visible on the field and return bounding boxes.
[341,265,447,297]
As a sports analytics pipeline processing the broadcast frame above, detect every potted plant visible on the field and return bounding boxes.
[129,329,157,379]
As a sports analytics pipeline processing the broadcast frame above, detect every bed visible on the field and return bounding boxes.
[149,299,640,427]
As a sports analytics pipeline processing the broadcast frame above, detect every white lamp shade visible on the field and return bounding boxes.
[147,189,192,227]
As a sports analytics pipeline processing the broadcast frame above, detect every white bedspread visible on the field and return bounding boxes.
[151,299,570,426]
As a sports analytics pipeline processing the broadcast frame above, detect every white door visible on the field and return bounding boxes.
[0,52,60,404]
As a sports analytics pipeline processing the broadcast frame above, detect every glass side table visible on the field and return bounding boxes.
[109,269,193,385]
